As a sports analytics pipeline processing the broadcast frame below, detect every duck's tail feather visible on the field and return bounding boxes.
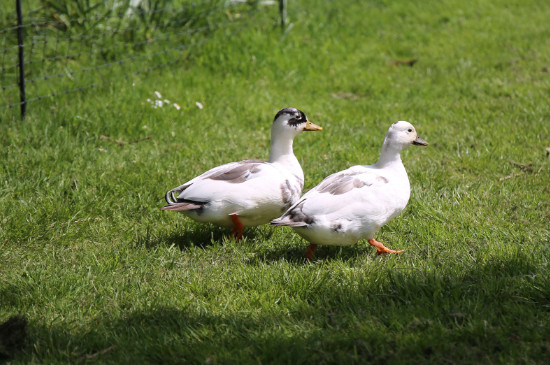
[270,217,308,227]
[162,183,204,211]
[270,199,312,227]
[164,183,189,205]
[161,202,203,211]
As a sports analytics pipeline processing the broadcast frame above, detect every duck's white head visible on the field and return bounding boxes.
[384,121,428,150]
[271,107,322,139]
[269,107,322,163]
[376,121,428,167]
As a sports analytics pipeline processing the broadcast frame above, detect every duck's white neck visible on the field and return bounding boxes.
[268,131,297,164]
[268,132,304,183]
[375,138,404,169]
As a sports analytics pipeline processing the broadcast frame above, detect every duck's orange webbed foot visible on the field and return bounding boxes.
[368,238,404,255]
[305,243,317,261]
[229,214,244,241]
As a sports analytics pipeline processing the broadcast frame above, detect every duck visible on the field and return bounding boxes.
[271,121,428,260]
[162,107,323,240]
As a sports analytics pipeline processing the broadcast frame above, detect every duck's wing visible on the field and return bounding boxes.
[162,160,270,211]
[272,167,388,227]
[201,159,266,183]
[314,168,387,196]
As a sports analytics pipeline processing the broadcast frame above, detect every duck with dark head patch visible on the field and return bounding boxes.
[162,107,322,240]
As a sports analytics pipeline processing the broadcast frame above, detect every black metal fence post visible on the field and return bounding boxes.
[279,0,287,28]
[16,0,26,118]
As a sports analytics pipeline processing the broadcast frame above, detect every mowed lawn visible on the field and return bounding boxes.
[1,0,549,363]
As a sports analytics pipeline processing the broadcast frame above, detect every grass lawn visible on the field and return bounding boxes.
[1,0,549,363]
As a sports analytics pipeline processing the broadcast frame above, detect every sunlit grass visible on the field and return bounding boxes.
[1,0,549,363]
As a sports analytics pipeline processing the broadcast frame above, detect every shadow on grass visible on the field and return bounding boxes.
[7,249,548,363]
[248,238,376,265]
[140,222,380,263]
[138,223,262,251]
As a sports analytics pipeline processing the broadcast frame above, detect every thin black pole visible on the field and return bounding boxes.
[279,0,287,28]
[16,0,26,118]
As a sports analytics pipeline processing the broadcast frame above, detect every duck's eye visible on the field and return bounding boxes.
[295,114,302,120]
[407,128,413,132]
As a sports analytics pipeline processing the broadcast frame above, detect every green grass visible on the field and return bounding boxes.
[1,0,550,363]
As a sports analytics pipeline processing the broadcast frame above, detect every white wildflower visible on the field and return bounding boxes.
[196,102,204,109]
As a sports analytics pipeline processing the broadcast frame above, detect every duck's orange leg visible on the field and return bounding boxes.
[305,243,317,261]
[368,238,404,255]
[229,214,244,241]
